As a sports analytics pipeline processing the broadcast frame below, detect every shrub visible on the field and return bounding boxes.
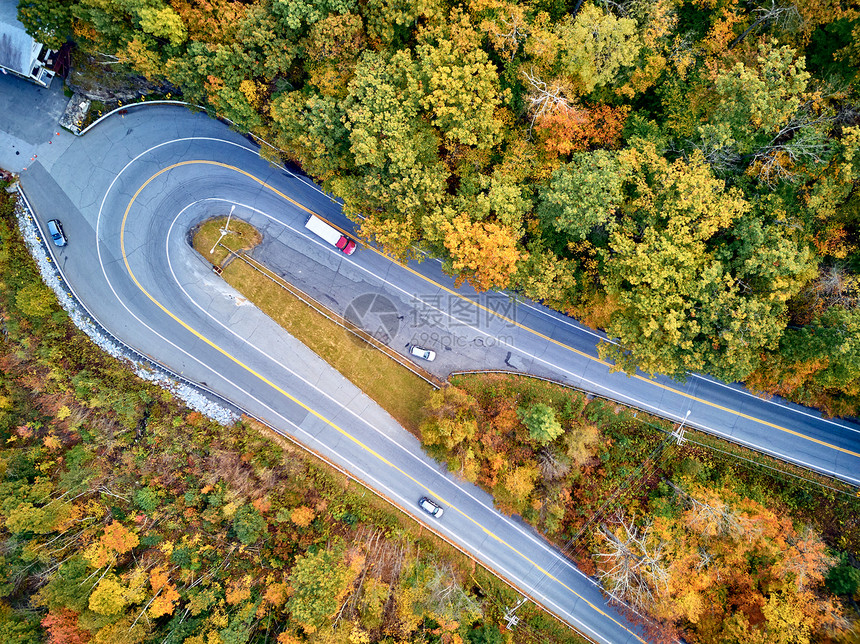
[518,403,563,444]
[232,505,267,545]
[826,560,860,596]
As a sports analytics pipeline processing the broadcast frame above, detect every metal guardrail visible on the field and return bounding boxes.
[15,183,244,419]
[14,186,596,643]
[448,369,860,495]
[77,100,203,136]
[231,250,440,388]
[73,100,860,491]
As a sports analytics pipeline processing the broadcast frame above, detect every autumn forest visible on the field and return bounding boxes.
[4,0,860,643]
[18,0,860,412]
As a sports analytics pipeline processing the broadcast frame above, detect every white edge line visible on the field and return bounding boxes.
[95,143,644,640]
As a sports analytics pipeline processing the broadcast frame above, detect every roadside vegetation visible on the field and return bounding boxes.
[192,212,860,642]
[0,186,585,643]
[419,372,860,642]
[191,217,434,431]
[192,216,263,267]
[18,0,860,414]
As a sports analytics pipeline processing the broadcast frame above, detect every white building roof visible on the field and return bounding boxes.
[0,2,40,77]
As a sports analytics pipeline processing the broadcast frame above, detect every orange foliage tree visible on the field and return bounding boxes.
[602,481,845,641]
[100,520,139,555]
[534,103,629,158]
[148,566,180,618]
[42,608,91,644]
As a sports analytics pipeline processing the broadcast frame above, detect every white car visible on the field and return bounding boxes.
[419,496,444,518]
[409,345,436,361]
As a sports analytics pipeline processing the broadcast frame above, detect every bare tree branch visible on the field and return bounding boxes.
[728,0,802,50]
[594,516,668,608]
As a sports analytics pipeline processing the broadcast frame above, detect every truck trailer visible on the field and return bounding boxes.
[304,215,357,255]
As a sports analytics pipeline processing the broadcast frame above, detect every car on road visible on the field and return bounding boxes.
[46,219,67,247]
[409,345,436,361]
[419,496,444,518]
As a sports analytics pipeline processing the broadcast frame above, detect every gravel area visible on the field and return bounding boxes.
[58,93,90,134]
[13,186,239,426]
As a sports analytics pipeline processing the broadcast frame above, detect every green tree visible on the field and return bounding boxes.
[72,0,135,53]
[5,501,69,535]
[17,0,76,49]
[231,505,266,545]
[538,150,628,244]
[415,10,506,149]
[137,4,186,46]
[361,0,439,47]
[271,0,358,31]
[90,616,148,644]
[235,3,301,80]
[770,307,860,398]
[556,5,643,95]
[357,577,389,629]
[300,13,366,97]
[696,40,828,184]
[599,147,814,380]
[287,547,357,634]
[269,91,352,183]
[335,49,448,259]
[33,557,93,613]
[518,403,563,444]
[467,623,504,644]
[0,604,42,644]
[301,12,365,64]
[134,486,159,513]
[709,41,811,153]
[825,560,860,596]
[513,245,581,314]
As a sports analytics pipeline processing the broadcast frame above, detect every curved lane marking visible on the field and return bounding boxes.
[120,160,646,644]
[97,142,650,613]
[101,135,860,465]
[384,261,860,458]
[123,158,860,462]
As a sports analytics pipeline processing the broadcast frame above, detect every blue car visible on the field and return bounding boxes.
[46,219,67,247]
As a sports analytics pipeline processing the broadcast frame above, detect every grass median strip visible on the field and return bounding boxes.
[192,217,434,433]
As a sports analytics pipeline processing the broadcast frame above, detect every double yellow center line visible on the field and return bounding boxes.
[115,159,853,642]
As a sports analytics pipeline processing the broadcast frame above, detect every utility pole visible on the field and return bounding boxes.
[210,204,236,254]
[503,596,528,630]
[672,410,691,446]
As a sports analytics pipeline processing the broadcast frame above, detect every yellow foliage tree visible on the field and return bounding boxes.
[442,214,524,291]
[290,506,316,528]
[148,567,179,618]
[89,577,129,616]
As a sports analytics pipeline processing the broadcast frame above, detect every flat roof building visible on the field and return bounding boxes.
[0,2,56,87]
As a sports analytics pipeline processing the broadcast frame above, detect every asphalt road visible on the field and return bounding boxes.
[2,84,859,641]
[5,100,649,642]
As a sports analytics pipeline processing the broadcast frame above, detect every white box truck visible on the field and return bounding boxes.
[304,215,357,255]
